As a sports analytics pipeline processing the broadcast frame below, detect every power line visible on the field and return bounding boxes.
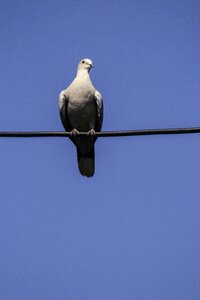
[0,127,200,138]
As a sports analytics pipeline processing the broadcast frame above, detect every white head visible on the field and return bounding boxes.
[77,58,94,72]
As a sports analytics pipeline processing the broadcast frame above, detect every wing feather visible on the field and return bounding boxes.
[94,90,103,131]
[59,91,72,131]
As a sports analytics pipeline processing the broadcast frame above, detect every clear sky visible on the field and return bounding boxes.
[0,0,200,299]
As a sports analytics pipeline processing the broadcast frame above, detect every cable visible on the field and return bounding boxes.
[0,127,199,138]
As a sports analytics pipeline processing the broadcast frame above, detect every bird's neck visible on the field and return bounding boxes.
[76,69,90,80]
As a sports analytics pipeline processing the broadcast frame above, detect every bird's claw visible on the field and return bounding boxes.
[70,129,80,136]
[88,129,96,135]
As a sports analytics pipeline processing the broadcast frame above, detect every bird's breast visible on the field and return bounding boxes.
[68,93,97,131]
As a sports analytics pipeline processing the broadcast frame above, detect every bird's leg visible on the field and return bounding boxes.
[88,129,96,135]
[70,128,80,136]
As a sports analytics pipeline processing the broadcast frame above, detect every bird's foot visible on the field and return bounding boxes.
[70,129,80,136]
[88,129,96,135]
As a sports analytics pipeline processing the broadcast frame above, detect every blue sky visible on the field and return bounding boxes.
[0,0,200,299]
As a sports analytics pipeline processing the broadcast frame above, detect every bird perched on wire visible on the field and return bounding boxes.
[59,58,103,177]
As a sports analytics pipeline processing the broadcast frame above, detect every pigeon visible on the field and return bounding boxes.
[59,58,103,177]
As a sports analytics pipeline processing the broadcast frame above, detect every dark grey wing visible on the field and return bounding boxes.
[94,90,103,131]
[59,91,72,131]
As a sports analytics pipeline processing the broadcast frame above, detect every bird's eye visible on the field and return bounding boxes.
[82,60,85,64]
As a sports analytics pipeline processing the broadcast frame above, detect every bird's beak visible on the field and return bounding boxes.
[90,63,94,68]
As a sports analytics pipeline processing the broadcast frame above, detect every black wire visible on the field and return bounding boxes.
[0,127,199,138]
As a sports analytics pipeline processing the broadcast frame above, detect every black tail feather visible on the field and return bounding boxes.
[77,146,95,177]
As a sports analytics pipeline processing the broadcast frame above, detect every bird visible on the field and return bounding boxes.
[59,58,103,177]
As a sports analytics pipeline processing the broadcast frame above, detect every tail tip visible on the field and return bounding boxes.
[78,157,94,177]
